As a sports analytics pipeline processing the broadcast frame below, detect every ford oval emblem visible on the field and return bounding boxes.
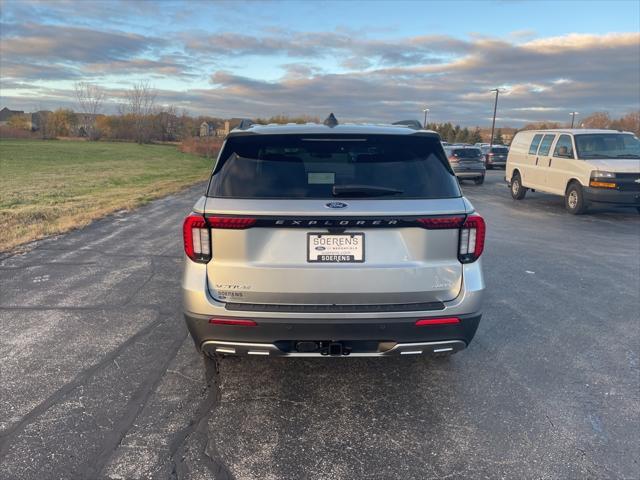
[315,246,326,251]
[325,201,348,209]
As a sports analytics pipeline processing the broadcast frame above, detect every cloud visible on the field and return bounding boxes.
[1,19,638,126]
[0,22,163,63]
[183,31,469,67]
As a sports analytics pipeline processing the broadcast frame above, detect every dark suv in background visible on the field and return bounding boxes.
[483,145,509,169]
[444,146,486,184]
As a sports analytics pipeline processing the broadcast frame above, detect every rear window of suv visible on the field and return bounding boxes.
[208,134,461,199]
[490,147,508,154]
[451,148,482,158]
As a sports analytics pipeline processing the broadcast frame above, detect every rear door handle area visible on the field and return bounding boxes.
[548,158,553,167]
[535,157,539,165]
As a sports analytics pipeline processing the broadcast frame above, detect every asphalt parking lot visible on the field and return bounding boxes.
[1,170,638,480]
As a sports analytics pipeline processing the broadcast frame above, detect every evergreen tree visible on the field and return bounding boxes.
[470,127,483,144]
[457,127,470,144]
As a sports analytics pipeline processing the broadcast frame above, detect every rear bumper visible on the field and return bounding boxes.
[584,187,640,206]
[486,159,506,167]
[454,168,485,178]
[186,313,481,357]
[183,257,485,357]
[201,339,468,357]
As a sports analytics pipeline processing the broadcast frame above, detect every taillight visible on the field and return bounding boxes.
[183,213,211,263]
[417,216,465,229]
[417,214,485,263]
[208,216,256,229]
[458,214,485,263]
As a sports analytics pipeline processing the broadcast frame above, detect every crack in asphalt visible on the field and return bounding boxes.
[86,327,188,479]
[168,356,234,480]
[0,311,167,457]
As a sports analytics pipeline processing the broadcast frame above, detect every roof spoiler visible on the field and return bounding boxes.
[237,118,254,130]
[392,120,422,130]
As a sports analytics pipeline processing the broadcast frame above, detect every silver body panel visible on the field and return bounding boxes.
[183,256,484,319]
[201,197,469,305]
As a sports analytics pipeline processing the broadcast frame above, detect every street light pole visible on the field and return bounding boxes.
[423,108,430,128]
[489,88,501,146]
[570,111,579,128]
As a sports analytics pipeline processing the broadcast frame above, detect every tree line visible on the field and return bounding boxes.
[425,123,498,144]
[4,80,638,144]
[521,111,639,135]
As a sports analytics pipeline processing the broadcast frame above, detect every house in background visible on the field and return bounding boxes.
[200,121,215,137]
[214,120,229,137]
[215,118,244,137]
[0,107,25,125]
[31,111,52,131]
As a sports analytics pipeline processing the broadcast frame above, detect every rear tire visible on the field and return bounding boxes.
[474,176,485,185]
[510,172,527,200]
[565,182,587,215]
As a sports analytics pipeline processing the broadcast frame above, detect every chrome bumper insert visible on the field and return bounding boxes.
[202,340,466,358]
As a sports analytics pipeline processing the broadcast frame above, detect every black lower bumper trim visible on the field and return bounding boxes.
[185,313,482,351]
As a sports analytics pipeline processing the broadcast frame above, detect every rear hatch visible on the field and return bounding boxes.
[203,133,468,306]
[488,147,508,162]
[450,148,484,167]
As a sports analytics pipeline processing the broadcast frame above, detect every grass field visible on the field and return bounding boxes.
[0,139,214,252]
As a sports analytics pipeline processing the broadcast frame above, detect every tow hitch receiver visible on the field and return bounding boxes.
[322,342,351,356]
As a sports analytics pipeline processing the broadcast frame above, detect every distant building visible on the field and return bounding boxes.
[501,132,514,145]
[200,121,214,137]
[31,111,52,131]
[215,120,230,137]
[0,107,25,125]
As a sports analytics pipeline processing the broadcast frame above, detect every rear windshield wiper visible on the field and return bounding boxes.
[332,184,404,197]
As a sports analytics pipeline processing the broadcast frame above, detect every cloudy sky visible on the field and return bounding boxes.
[1,0,639,126]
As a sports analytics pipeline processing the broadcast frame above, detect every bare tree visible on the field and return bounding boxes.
[119,81,157,143]
[75,82,105,139]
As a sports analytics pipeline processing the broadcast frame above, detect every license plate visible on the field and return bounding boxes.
[307,233,365,263]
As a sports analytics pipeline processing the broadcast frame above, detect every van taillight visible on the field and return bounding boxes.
[458,214,485,263]
[183,213,211,263]
[417,214,485,263]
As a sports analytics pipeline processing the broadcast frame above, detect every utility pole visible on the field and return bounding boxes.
[570,111,579,128]
[423,108,430,128]
[489,88,501,147]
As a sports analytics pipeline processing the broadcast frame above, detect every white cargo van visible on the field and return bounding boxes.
[506,129,640,214]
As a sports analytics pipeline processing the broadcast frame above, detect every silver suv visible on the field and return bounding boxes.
[182,116,485,361]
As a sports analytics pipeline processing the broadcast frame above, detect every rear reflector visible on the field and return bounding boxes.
[415,317,460,326]
[209,318,257,326]
[183,213,211,263]
[208,216,256,229]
